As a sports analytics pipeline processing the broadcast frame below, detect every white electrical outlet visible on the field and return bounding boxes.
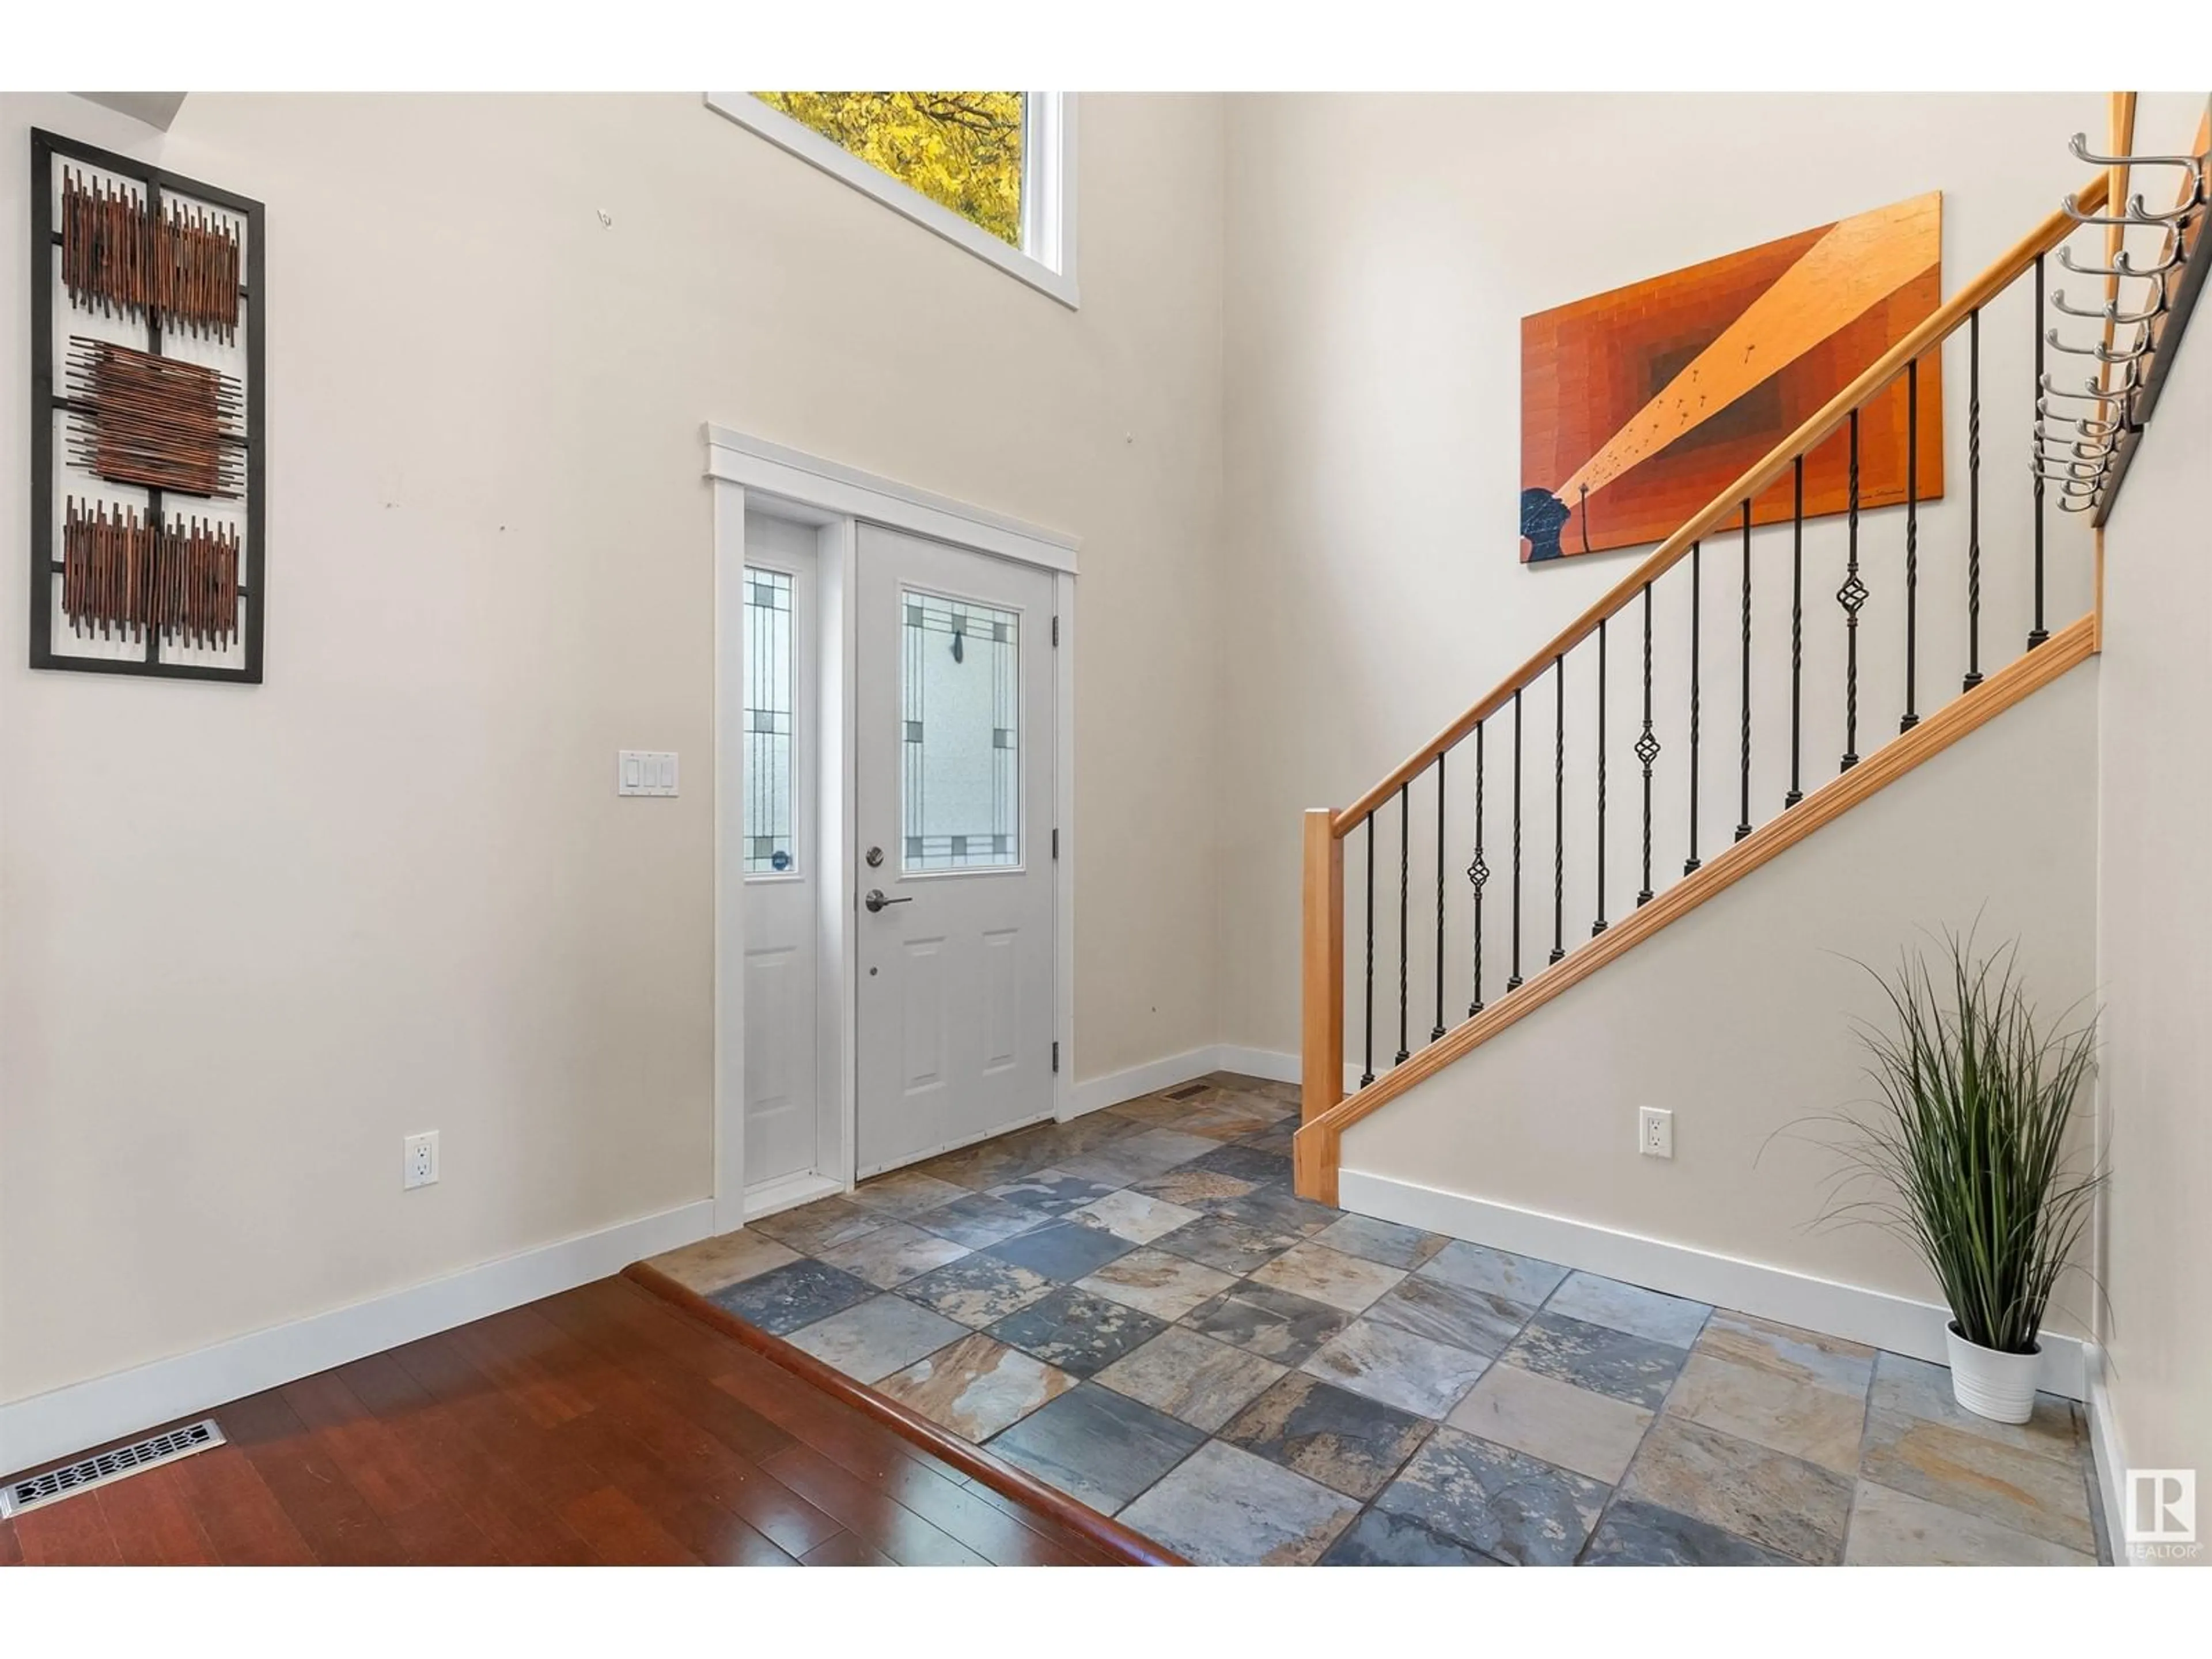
[1638,1107,1674,1160]
[403,1130,440,1190]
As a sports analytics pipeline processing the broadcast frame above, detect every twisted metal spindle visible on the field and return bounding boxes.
[1431,752,1446,1044]
[1509,688,1525,993]
[1593,618,1608,935]
[1787,456,1804,807]
[1965,308,1984,690]
[2030,254,2049,650]
[1396,781,1410,1067]
[1361,817,1375,1088]
[1902,358,1921,732]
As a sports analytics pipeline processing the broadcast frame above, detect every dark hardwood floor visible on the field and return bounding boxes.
[0,1275,1123,1566]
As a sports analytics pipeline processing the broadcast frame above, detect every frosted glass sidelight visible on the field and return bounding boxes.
[744,567,796,873]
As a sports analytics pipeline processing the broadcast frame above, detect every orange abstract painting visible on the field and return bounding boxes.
[1520,191,1945,562]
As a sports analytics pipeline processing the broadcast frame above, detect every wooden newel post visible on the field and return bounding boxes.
[1300,808,1344,1127]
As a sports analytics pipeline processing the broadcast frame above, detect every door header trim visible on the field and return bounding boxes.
[705,424,1080,575]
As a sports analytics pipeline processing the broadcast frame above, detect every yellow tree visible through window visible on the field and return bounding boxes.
[754,93,1025,247]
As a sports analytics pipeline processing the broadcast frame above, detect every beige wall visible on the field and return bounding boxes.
[2095,128,2212,1517]
[0,92,1226,1403]
[1218,93,2109,1061]
[1342,665,2101,1328]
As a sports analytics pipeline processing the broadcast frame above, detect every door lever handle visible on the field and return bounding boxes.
[863,889,913,913]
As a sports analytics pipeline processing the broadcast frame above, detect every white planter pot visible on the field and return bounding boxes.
[1945,1323,2041,1423]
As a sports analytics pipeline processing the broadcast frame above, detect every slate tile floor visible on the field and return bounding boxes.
[649,1073,2109,1567]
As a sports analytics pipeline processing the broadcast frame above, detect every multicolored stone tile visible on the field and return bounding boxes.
[895,1253,1056,1328]
[985,1382,1207,1514]
[1319,1506,1505,1566]
[1544,1271,1713,1349]
[875,1331,1077,1441]
[1501,1310,1691,1409]
[646,1228,800,1295]
[1842,1477,2096,1566]
[785,1293,968,1384]
[1417,1240,1571,1305]
[1220,1372,1435,1500]
[910,1128,1057,1191]
[1187,1142,1296,1189]
[1364,1273,1532,1358]
[986,1169,1119,1220]
[1665,1349,1868,1474]
[987,1285,1166,1378]
[1374,1426,1609,1566]
[1867,1350,2083,1465]
[983,1219,1136,1283]
[1054,1127,1219,1188]
[1118,1440,1362,1566]
[1618,1413,1853,1564]
[1446,1362,1654,1484]
[706,1257,878,1336]
[1071,1188,1202,1245]
[1301,1317,1491,1419]
[1076,1248,1237,1322]
[845,1167,970,1220]
[1181,1282,1353,1368]
[911,1191,1054,1250]
[1206,1186,1339,1238]
[745,1194,886,1255]
[1694,1309,1875,1395]
[1150,1213,1304,1277]
[1128,1166,1259,1210]
[1857,1406,2097,1555]
[1582,1497,1793,1566]
[814,1219,972,1289]
[1310,1213,1450,1271]
[1094,1325,1289,1433]
[1248,1243,1407,1314]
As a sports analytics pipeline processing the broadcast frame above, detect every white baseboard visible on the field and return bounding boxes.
[1339,1170,2090,1401]
[0,1199,716,1479]
[1064,1043,1306,1119]
[2084,1347,2130,1563]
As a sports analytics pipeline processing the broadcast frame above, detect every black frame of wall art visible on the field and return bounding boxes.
[29,127,267,681]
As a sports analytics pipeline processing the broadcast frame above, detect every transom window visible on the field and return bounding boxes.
[706,90,1076,308]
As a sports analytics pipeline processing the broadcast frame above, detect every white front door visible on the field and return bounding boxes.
[854,524,1056,1176]
[740,514,824,1196]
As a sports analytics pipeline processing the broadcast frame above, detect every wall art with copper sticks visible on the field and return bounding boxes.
[29,128,264,681]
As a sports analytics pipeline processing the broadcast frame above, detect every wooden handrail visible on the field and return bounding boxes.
[1297,613,2100,1206]
[1335,168,2112,835]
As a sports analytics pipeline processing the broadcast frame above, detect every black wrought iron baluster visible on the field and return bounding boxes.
[1431,752,1446,1044]
[1593,619,1608,935]
[1902,358,1921,732]
[1468,722,1487,1017]
[2029,255,2048,650]
[1509,689,1525,993]
[1361,816,1376,1088]
[1685,541,1703,876]
[1964,309,1983,690]
[1737,499,1753,842]
[1396,782,1410,1067]
[1635,582,1658,905]
[1786,457,1804,807]
[1840,411,1865,771]
[1550,654,1566,965]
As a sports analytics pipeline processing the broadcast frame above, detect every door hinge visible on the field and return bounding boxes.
[1051,615,1059,647]
[1051,1040,1060,1074]
[1051,827,1059,859]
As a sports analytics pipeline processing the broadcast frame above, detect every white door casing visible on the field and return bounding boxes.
[707,426,1077,1230]
[854,525,1056,1175]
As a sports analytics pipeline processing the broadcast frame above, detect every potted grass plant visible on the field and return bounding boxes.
[1826,931,2101,1423]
